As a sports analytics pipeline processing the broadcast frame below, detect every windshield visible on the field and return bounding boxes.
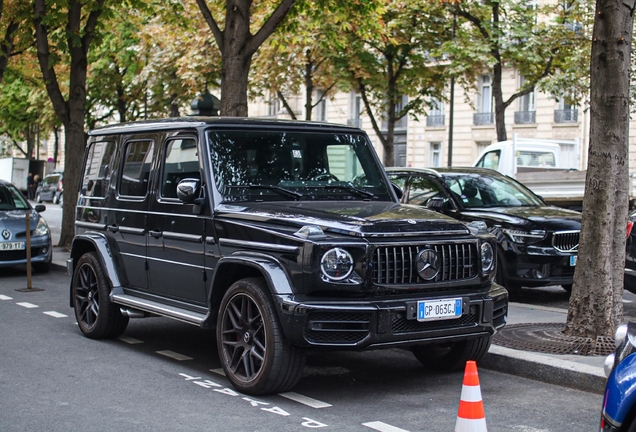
[0,183,29,210]
[443,173,544,208]
[207,130,393,202]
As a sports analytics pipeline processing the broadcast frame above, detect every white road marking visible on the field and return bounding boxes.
[210,368,226,376]
[16,302,38,309]
[118,336,143,344]
[623,299,633,303]
[362,421,410,432]
[0,295,12,300]
[43,311,67,318]
[279,392,332,408]
[156,350,192,361]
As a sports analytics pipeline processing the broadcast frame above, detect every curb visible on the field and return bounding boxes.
[481,345,606,394]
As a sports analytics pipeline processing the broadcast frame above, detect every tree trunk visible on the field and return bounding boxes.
[492,61,507,142]
[564,0,635,339]
[196,0,297,117]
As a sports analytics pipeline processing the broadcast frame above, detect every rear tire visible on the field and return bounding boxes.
[217,277,306,395]
[72,252,128,339]
[411,335,492,371]
[36,194,42,203]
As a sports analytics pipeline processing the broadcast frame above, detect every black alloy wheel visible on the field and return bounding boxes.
[217,277,306,395]
[72,252,128,339]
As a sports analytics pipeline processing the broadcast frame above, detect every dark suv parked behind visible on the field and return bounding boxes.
[68,118,507,395]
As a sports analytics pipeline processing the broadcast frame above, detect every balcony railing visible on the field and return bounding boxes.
[514,110,536,124]
[473,112,494,125]
[347,118,362,128]
[426,115,445,127]
[554,109,578,123]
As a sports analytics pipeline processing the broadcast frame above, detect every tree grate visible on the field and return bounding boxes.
[493,323,615,356]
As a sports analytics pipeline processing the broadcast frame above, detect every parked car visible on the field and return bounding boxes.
[68,117,508,396]
[36,171,63,205]
[385,167,582,294]
[0,179,52,272]
[601,322,636,431]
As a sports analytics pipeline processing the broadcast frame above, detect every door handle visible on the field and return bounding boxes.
[148,230,162,238]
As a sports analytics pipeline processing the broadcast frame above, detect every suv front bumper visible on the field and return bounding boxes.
[276,284,508,349]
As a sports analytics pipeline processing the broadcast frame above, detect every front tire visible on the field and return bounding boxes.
[217,277,306,395]
[72,252,128,339]
[411,335,492,371]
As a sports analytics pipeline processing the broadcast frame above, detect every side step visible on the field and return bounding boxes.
[111,293,206,326]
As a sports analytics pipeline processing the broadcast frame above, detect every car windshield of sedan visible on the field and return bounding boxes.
[443,173,544,208]
[0,184,29,210]
[208,130,393,202]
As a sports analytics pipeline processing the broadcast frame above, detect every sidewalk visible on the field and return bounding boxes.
[50,246,607,394]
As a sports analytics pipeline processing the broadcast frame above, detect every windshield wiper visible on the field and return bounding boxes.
[227,184,303,199]
[323,183,376,199]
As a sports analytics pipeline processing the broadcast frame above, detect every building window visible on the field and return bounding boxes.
[555,96,578,123]
[382,95,408,131]
[314,89,326,121]
[427,97,445,127]
[430,142,442,167]
[268,95,280,117]
[474,75,493,125]
[515,75,536,124]
[348,92,362,128]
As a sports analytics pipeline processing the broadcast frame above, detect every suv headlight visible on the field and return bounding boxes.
[33,217,50,237]
[320,248,354,281]
[481,242,494,273]
[503,229,546,244]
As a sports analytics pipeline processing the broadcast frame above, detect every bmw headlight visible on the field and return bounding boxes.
[503,229,546,244]
[33,217,50,237]
[480,242,494,273]
[320,248,354,281]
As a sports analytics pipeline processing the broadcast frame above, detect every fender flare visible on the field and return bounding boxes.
[210,253,294,296]
[68,233,124,307]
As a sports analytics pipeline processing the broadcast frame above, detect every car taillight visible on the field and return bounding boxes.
[627,221,634,239]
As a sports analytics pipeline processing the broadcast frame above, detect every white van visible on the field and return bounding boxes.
[473,136,579,177]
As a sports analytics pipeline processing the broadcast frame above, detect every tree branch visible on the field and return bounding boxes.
[195,0,224,53]
[248,0,297,55]
[358,79,387,149]
[277,90,297,120]
[33,0,69,125]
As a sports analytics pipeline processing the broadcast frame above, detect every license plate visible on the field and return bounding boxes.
[0,241,25,251]
[417,298,462,321]
[570,255,577,266]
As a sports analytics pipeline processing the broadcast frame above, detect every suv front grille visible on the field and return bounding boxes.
[372,243,478,285]
[552,231,579,252]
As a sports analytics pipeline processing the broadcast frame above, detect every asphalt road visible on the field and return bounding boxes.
[0,269,602,432]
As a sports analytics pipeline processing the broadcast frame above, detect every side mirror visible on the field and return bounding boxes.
[176,178,200,203]
[34,204,46,213]
[391,182,404,200]
[426,197,445,210]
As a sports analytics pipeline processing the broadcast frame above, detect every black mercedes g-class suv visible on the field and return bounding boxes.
[68,117,507,395]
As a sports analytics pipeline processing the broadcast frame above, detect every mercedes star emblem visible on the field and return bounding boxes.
[416,248,441,281]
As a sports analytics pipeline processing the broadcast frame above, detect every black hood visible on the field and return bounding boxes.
[216,201,470,237]
[461,205,581,231]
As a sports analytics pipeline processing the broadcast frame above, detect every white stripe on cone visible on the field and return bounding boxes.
[459,385,483,403]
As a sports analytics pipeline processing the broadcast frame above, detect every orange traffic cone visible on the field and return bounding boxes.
[455,360,487,432]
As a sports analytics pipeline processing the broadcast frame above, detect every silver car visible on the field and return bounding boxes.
[0,180,52,272]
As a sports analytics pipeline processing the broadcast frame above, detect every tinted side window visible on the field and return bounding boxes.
[120,140,154,197]
[406,177,448,207]
[160,138,199,199]
[82,141,116,198]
